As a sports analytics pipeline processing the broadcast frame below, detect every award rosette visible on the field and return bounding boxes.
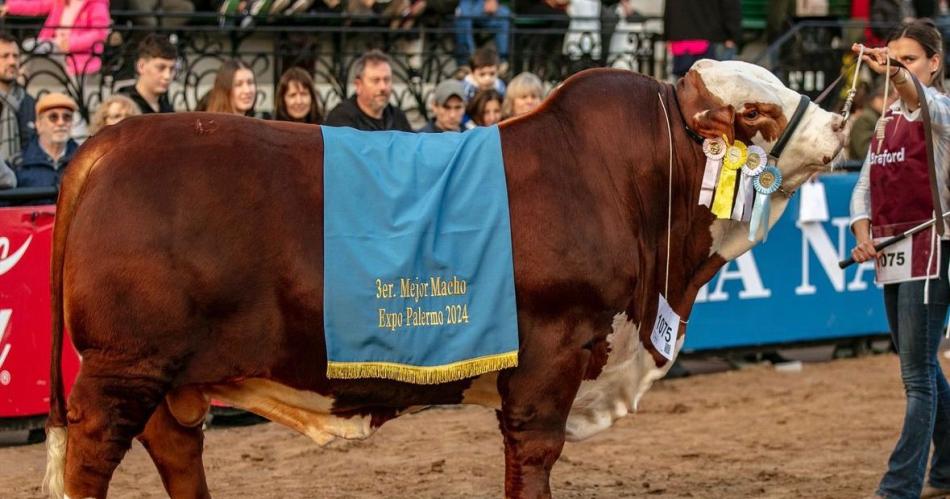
[699,137,726,207]
[731,145,767,222]
[711,139,747,219]
[749,164,783,242]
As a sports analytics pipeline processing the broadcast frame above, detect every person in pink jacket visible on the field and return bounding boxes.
[0,0,111,75]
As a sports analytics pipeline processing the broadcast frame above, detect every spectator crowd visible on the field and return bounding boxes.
[0,28,547,196]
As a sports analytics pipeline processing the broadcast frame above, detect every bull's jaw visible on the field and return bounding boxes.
[564,313,684,441]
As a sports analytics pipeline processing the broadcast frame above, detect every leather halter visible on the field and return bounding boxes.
[768,94,811,162]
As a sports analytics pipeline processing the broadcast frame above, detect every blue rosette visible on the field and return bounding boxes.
[748,164,783,242]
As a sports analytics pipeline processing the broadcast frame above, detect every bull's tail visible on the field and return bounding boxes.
[43,136,109,499]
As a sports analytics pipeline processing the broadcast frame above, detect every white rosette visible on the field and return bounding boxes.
[731,145,767,221]
[699,138,726,207]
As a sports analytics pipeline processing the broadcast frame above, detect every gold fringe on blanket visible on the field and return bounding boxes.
[326,350,519,385]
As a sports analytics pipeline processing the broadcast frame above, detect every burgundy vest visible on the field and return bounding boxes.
[869,107,939,282]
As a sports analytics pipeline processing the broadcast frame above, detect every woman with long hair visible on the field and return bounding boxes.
[848,19,950,499]
[203,59,261,117]
[501,72,543,119]
[89,94,140,135]
[274,67,322,124]
[465,88,502,128]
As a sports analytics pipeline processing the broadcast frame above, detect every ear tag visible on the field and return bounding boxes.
[699,137,726,207]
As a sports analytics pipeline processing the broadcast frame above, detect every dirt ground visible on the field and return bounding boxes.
[0,352,931,498]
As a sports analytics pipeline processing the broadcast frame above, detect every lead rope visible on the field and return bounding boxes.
[841,45,865,121]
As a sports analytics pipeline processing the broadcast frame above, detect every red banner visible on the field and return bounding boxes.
[0,206,81,418]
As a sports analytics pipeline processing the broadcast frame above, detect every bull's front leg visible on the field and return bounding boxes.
[497,321,589,499]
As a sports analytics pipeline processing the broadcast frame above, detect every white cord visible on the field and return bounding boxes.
[877,55,891,155]
[658,92,673,297]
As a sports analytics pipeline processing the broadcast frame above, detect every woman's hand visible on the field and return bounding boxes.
[851,239,878,263]
[850,218,878,263]
[852,43,899,77]
[850,218,877,263]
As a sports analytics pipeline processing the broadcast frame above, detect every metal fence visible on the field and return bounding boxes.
[753,17,950,112]
[0,12,667,122]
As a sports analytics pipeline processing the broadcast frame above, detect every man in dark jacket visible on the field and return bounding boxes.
[0,32,35,165]
[663,0,741,77]
[120,34,177,114]
[324,50,412,132]
[9,93,78,200]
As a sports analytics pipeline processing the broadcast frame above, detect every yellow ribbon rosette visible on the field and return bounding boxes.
[711,139,747,219]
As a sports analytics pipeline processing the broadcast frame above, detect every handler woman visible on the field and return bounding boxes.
[849,19,950,499]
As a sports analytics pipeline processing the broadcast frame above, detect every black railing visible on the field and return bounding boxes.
[754,18,950,111]
[0,12,667,122]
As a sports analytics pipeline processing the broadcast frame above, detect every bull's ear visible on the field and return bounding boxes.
[690,105,735,144]
[676,70,736,144]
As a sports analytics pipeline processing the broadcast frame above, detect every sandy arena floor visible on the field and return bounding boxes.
[0,353,929,498]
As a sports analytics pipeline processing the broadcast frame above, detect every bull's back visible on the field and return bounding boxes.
[61,114,327,383]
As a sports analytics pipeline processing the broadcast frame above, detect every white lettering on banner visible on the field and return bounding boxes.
[696,252,771,303]
[0,235,32,276]
[795,217,877,295]
[0,309,10,385]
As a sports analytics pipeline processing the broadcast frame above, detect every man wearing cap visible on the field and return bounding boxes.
[324,50,412,132]
[418,79,466,133]
[8,92,78,194]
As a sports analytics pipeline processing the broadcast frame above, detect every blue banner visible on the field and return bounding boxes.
[322,126,519,383]
[686,172,889,351]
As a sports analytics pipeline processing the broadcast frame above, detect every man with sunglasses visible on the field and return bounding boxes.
[8,93,78,197]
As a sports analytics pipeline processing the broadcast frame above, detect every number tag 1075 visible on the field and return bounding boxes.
[874,236,912,284]
[650,294,680,362]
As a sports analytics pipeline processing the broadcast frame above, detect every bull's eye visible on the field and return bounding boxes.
[746,110,759,119]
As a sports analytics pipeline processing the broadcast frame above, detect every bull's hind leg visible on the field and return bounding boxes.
[498,324,589,499]
[137,389,211,499]
[63,364,167,499]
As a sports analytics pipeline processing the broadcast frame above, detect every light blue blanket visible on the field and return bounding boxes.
[322,126,519,384]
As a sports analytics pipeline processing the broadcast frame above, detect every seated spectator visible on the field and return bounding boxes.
[461,47,507,102]
[202,60,269,118]
[0,32,36,164]
[129,0,194,28]
[9,93,78,192]
[324,50,412,132]
[418,79,465,133]
[453,0,510,67]
[120,34,177,114]
[89,94,140,135]
[0,0,111,76]
[275,67,323,124]
[511,0,569,72]
[663,0,740,78]
[501,72,543,119]
[465,88,502,128]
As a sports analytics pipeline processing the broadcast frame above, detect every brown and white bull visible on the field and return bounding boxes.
[43,60,843,498]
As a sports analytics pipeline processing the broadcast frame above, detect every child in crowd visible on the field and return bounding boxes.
[461,46,506,102]
[465,88,502,129]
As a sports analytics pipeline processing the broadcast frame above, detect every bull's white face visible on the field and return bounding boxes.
[688,59,846,260]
